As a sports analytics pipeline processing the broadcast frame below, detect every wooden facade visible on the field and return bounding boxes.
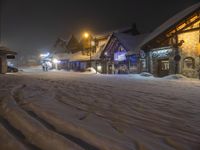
[101,33,146,74]
[53,34,110,72]
[130,2,200,78]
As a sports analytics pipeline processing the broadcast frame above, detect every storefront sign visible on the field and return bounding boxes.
[152,49,172,58]
[114,51,127,61]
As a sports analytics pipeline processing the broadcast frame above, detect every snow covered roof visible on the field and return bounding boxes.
[53,53,70,60]
[69,44,107,62]
[114,33,147,53]
[131,2,200,53]
[54,43,107,62]
[0,46,17,55]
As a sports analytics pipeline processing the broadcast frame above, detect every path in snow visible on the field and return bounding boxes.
[0,71,200,150]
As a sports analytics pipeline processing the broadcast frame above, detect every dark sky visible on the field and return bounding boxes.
[1,0,199,55]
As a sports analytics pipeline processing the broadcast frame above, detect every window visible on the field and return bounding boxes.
[183,57,195,69]
[161,60,169,71]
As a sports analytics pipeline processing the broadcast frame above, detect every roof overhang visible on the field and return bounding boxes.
[0,47,17,55]
[139,2,200,51]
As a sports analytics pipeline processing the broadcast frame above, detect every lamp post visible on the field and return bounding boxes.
[83,32,94,68]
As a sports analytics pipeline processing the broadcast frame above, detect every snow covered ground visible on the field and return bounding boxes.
[0,69,200,150]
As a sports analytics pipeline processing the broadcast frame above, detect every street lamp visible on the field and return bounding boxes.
[83,32,89,39]
[82,32,94,68]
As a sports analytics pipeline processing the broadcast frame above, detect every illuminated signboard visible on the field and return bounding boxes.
[152,49,173,58]
[114,51,127,61]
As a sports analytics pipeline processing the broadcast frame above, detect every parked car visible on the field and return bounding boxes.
[7,66,18,72]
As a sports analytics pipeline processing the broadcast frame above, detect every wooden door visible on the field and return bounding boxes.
[158,59,169,77]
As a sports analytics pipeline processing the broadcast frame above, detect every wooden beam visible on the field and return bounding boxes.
[177,16,200,32]
[178,26,200,34]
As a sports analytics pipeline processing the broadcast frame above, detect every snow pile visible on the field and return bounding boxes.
[84,67,97,74]
[139,72,154,77]
[163,74,188,80]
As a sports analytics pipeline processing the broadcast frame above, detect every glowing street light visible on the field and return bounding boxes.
[40,52,50,58]
[82,32,95,68]
[83,32,89,39]
[52,58,60,64]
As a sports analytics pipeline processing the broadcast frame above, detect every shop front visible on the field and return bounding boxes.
[149,47,174,77]
[178,30,200,78]
[129,2,200,78]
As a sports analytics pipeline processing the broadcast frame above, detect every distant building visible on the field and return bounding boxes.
[53,33,110,72]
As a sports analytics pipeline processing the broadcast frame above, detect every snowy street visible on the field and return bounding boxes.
[0,71,200,150]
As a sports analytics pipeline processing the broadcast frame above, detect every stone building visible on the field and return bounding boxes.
[128,2,200,78]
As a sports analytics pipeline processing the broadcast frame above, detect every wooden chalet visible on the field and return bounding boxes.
[52,33,110,72]
[100,33,147,74]
[128,2,200,78]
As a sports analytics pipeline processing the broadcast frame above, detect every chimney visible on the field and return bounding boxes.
[131,23,140,35]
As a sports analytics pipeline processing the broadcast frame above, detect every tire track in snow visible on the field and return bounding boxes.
[25,110,99,150]
[0,116,41,150]
[12,85,100,150]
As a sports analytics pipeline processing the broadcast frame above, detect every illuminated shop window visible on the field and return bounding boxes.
[183,57,195,69]
[161,60,169,71]
[140,59,146,69]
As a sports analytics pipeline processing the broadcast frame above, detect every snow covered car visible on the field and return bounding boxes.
[7,66,18,72]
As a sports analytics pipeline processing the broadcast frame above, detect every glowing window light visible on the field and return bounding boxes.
[52,58,61,64]
[40,52,50,58]
[97,65,102,71]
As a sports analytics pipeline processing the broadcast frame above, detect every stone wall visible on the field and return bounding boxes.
[178,30,200,78]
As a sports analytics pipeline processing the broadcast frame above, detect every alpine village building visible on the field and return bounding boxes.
[52,2,200,78]
[128,2,200,78]
[53,24,144,74]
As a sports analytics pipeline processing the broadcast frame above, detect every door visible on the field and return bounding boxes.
[158,59,169,77]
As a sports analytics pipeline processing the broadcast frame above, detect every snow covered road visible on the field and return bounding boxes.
[0,71,200,150]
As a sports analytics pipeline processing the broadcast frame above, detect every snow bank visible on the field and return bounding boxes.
[163,74,188,80]
[84,67,98,74]
[139,72,154,77]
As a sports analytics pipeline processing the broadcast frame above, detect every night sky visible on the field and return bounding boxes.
[1,0,199,55]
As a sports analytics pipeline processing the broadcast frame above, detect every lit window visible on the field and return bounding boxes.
[183,57,195,69]
[161,60,169,71]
